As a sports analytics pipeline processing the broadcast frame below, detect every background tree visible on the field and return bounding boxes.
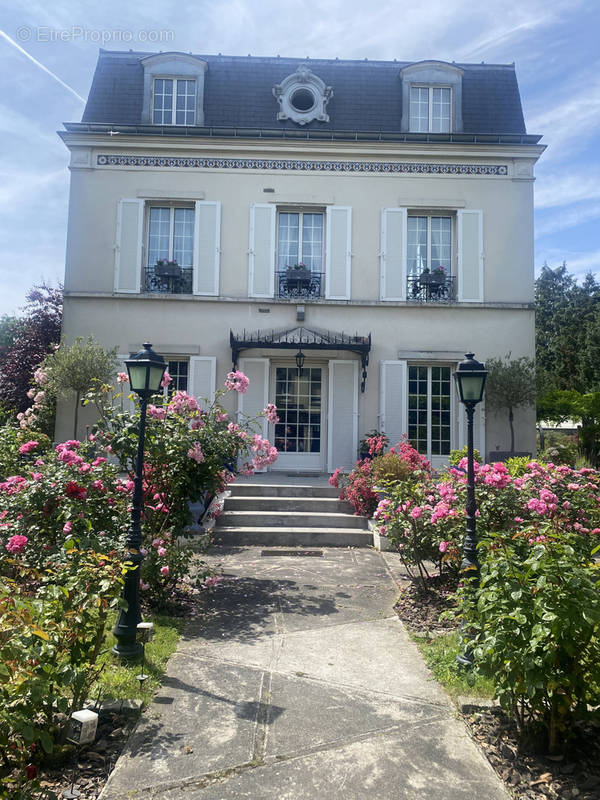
[485,354,536,454]
[0,284,62,414]
[38,337,118,439]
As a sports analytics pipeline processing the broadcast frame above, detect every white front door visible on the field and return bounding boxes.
[271,363,325,471]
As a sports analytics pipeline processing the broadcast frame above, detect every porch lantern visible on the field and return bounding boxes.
[454,352,487,405]
[295,349,305,376]
[112,343,166,659]
[454,352,487,667]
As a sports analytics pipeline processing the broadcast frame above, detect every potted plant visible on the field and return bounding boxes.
[285,262,311,281]
[155,258,181,277]
[420,266,447,284]
[358,430,389,460]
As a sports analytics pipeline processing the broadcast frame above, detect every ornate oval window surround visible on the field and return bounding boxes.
[273,66,333,125]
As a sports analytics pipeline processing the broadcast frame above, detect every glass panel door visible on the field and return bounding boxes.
[272,365,324,471]
[408,365,452,467]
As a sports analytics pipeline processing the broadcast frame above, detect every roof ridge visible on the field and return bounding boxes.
[96,48,516,70]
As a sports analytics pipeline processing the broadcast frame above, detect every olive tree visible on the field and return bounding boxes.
[485,354,536,455]
[38,337,117,439]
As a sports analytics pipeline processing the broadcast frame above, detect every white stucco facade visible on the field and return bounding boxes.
[58,59,543,471]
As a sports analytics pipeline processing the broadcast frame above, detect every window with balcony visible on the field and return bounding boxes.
[152,78,196,125]
[276,209,324,299]
[145,206,194,293]
[407,215,455,301]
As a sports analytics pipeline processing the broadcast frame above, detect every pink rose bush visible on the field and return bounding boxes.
[80,369,277,608]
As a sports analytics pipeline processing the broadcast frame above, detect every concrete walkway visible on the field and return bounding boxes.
[100,547,509,799]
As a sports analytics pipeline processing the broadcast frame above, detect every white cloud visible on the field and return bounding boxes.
[535,172,600,209]
[535,202,600,238]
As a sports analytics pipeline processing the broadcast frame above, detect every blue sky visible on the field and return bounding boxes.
[0,0,598,317]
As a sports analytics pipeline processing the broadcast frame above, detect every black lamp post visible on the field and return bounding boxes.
[112,343,166,659]
[295,349,305,377]
[454,352,487,666]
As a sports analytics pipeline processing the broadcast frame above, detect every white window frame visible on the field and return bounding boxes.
[407,213,454,275]
[276,208,325,273]
[146,203,195,267]
[409,85,452,133]
[163,358,189,396]
[152,77,197,126]
[407,363,453,461]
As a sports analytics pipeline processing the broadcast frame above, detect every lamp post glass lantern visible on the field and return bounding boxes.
[112,343,166,659]
[295,349,305,377]
[454,352,487,667]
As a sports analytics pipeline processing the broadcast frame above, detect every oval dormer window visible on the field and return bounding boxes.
[273,66,332,125]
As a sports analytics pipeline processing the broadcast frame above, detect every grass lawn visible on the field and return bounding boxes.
[412,631,495,702]
[91,613,187,707]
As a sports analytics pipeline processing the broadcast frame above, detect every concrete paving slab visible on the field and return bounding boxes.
[157,720,509,800]
[100,546,509,800]
[100,657,263,797]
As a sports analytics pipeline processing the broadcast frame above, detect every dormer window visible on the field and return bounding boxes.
[400,61,463,134]
[141,53,207,127]
[410,86,451,133]
[152,78,196,125]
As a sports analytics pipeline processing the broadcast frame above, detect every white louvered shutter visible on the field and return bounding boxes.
[457,210,484,303]
[188,357,217,410]
[380,208,407,300]
[114,199,143,293]
[248,205,275,297]
[193,201,221,296]
[380,361,408,450]
[327,360,358,472]
[325,206,352,299]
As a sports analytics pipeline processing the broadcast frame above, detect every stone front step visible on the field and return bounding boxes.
[212,526,373,548]
[223,496,353,514]
[216,510,369,530]
[229,483,338,498]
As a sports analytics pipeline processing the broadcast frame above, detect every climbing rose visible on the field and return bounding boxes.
[18,440,38,454]
[160,565,169,576]
[225,370,250,394]
[187,443,205,463]
[6,534,28,554]
[161,370,172,388]
[263,403,279,423]
[116,372,129,383]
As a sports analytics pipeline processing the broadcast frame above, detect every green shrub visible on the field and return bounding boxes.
[449,445,481,466]
[371,452,413,484]
[505,455,531,476]
[469,530,600,753]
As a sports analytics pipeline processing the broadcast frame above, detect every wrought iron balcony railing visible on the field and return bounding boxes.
[144,266,193,294]
[407,274,456,303]
[277,270,323,300]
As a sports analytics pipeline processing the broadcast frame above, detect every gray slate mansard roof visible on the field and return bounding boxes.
[80,49,531,137]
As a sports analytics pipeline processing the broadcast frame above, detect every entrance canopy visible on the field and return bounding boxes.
[230,326,372,391]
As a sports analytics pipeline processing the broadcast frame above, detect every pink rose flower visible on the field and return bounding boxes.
[157,547,167,557]
[6,534,28,554]
[160,565,169,576]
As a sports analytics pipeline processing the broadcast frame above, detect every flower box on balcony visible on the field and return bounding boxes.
[286,267,312,282]
[419,272,446,285]
[155,260,181,277]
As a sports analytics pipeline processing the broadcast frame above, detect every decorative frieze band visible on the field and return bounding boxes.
[96,154,508,176]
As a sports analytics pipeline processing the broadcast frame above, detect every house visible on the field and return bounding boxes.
[57,50,544,471]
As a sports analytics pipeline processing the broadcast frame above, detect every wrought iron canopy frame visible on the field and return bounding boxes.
[230,327,372,392]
